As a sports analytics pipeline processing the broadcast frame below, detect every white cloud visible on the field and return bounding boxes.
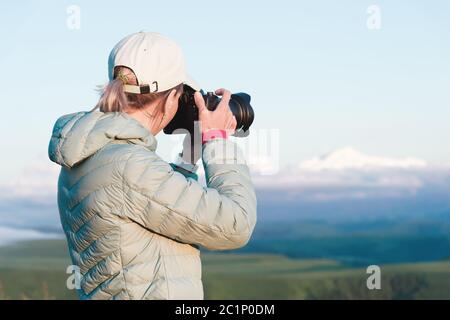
[253,169,424,190]
[0,226,61,246]
[0,148,448,208]
[298,147,427,171]
[248,155,280,175]
[1,156,59,201]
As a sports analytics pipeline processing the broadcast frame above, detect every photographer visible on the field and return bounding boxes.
[48,32,257,300]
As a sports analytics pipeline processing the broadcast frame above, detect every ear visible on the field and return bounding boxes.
[161,89,180,125]
[164,89,178,110]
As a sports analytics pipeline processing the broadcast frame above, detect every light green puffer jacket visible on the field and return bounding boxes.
[48,111,257,300]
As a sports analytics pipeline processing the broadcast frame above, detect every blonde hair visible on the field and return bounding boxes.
[94,66,183,113]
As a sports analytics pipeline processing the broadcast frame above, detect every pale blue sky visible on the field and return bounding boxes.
[0,0,449,182]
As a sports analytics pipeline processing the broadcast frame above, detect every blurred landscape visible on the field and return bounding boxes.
[1,147,450,299]
[1,239,450,299]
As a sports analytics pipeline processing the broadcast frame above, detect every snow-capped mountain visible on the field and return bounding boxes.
[250,147,450,203]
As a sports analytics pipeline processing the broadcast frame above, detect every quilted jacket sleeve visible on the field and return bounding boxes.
[122,138,257,250]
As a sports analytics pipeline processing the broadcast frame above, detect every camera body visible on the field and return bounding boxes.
[163,85,254,137]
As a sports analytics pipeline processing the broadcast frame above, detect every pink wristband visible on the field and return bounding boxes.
[202,129,228,144]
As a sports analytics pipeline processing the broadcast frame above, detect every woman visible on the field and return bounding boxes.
[48,32,257,300]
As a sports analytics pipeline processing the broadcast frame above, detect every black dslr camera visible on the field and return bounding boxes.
[163,85,254,137]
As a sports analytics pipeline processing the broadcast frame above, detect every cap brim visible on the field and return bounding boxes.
[184,74,201,91]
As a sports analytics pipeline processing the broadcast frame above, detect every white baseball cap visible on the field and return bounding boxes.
[108,31,200,94]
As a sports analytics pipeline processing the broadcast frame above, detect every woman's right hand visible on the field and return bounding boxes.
[194,88,237,134]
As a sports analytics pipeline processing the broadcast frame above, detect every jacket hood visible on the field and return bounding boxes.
[48,111,157,168]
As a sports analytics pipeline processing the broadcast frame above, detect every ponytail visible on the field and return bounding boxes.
[93,66,184,113]
[95,78,128,112]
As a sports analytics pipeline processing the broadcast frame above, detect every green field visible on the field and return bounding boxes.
[0,239,450,299]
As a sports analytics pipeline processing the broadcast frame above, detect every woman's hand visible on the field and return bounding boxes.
[194,88,237,134]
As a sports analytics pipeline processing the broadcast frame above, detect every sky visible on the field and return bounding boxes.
[0,0,449,183]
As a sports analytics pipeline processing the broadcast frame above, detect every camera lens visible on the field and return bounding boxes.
[229,93,254,134]
[202,92,254,135]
